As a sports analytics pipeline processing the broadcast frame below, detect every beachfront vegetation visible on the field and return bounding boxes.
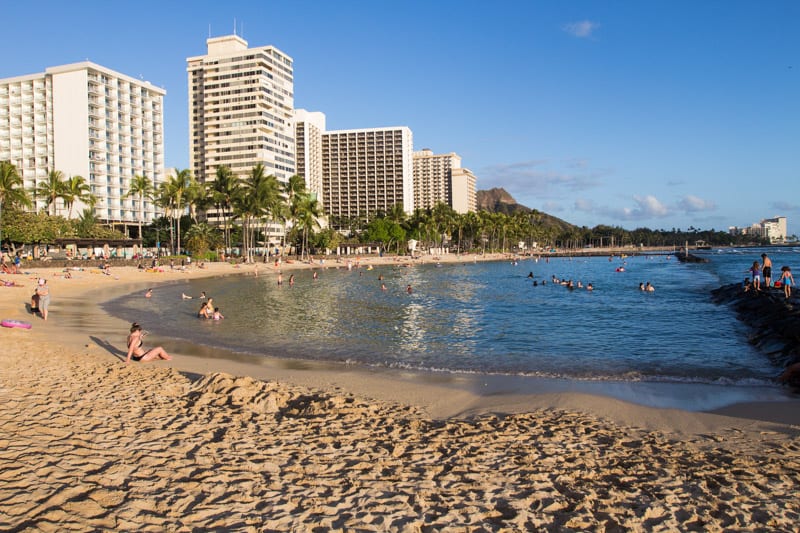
[0,160,775,257]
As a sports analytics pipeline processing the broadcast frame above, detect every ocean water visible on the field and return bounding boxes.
[105,247,800,386]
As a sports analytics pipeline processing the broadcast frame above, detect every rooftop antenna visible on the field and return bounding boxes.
[233,18,237,36]
[208,24,211,38]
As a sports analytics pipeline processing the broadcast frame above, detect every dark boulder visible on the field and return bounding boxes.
[711,283,800,386]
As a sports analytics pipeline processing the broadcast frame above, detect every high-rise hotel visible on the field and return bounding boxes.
[0,62,165,226]
[412,149,477,214]
[320,127,414,225]
[187,35,295,197]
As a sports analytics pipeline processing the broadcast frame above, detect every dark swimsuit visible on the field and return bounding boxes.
[129,338,147,361]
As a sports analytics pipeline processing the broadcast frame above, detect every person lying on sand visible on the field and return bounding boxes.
[125,322,172,364]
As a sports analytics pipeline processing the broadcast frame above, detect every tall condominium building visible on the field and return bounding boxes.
[0,62,165,226]
[729,216,788,243]
[322,127,414,225]
[761,216,787,243]
[187,35,295,198]
[294,109,326,205]
[412,149,477,214]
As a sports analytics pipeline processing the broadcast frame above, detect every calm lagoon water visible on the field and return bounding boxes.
[106,247,800,390]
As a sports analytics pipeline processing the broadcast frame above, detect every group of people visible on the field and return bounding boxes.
[639,282,655,292]
[1,252,21,274]
[747,253,794,299]
[197,295,224,320]
[526,273,593,291]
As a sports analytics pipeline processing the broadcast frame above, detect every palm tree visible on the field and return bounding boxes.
[124,174,154,240]
[0,161,32,246]
[35,169,67,216]
[184,222,222,258]
[209,165,239,256]
[294,195,323,261]
[242,164,283,262]
[283,174,307,248]
[62,175,95,219]
[75,207,101,238]
[156,168,192,254]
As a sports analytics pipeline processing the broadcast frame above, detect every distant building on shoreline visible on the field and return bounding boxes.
[0,62,165,230]
[412,149,477,214]
[729,216,788,243]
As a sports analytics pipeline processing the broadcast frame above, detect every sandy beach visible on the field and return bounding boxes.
[2,256,800,531]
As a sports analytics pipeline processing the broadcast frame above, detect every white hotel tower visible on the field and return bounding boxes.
[0,62,165,226]
[187,35,295,191]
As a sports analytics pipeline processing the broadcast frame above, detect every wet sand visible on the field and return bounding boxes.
[2,258,800,530]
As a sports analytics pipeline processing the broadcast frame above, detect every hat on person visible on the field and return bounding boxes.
[38,278,45,285]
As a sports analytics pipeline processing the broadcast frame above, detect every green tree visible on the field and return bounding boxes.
[294,195,323,260]
[125,174,154,240]
[184,222,222,258]
[0,161,31,246]
[233,164,281,262]
[157,169,192,254]
[209,165,238,255]
[62,175,95,219]
[35,169,67,216]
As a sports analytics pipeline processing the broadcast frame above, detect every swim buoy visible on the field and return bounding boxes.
[1,319,32,329]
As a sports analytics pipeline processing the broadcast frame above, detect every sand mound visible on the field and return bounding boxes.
[3,348,800,531]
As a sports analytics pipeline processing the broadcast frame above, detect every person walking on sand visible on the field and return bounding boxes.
[748,261,761,292]
[125,322,172,363]
[761,253,773,288]
[780,266,794,299]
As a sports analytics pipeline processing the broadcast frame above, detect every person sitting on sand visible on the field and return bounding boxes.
[125,322,172,364]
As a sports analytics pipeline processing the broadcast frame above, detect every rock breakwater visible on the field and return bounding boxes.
[711,283,800,385]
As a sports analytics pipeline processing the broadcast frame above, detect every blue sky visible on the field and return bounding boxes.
[2,1,798,235]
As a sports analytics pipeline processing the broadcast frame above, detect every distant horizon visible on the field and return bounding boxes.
[1,1,797,235]
[474,186,791,236]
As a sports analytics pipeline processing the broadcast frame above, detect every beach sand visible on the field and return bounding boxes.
[1,257,799,531]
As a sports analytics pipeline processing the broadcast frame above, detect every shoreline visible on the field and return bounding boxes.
[3,258,800,529]
[6,257,800,430]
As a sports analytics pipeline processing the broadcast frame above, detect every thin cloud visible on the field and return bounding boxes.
[678,195,716,213]
[769,201,800,212]
[563,20,599,38]
[542,201,564,212]
[572,195,670,221]
[481,159,605,199]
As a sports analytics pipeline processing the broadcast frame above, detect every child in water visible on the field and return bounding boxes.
[213,307,224,320]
